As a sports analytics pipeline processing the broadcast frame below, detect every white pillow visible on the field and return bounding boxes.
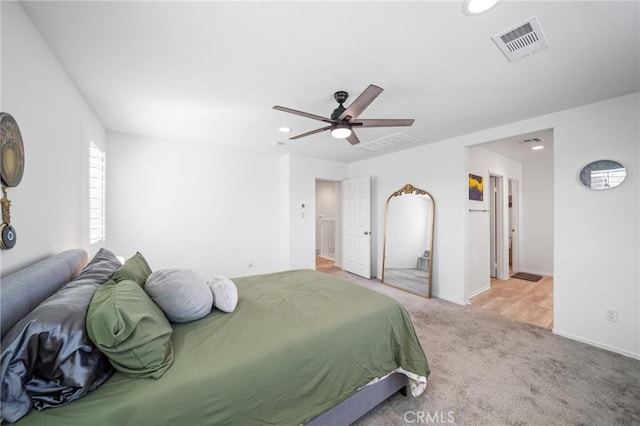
[145,269,212,323]
[207,275,238,313]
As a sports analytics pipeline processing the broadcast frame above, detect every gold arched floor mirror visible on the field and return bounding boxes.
[382,184,435,298]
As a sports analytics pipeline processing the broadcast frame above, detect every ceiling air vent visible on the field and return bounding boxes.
[357,132,422,153]
[492,16,549,62]
[516,137,543,145]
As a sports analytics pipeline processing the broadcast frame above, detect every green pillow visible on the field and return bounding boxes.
[86,279,174,379]
[110,252,152,286]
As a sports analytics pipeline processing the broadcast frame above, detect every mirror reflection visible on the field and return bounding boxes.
[578,160,627,190]
[382,184,435,298]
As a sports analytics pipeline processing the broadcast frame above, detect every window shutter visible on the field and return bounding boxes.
[89,141,106,243]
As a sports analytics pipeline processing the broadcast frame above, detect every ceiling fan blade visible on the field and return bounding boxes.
[346,131,360,145]
[273,106,334,124]
[289,125,332,140]
[339,84,383,121]
[353,118,415,128]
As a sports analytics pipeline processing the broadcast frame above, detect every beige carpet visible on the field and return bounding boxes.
[325,270,640,426]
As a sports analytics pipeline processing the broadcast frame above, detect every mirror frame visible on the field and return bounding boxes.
[381,184,435,299]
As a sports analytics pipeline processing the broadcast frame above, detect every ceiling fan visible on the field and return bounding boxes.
[273,84,414,145]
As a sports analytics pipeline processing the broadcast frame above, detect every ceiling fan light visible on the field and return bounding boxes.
[331,125,352,139]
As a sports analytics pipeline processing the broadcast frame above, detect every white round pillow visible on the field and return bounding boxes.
[207,275,238,313]
[145,268,212,323]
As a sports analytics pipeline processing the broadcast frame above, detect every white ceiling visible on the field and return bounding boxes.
[20,1,639,163]
[480,128,554,163]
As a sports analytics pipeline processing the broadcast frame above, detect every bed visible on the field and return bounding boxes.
[1,249,429,425]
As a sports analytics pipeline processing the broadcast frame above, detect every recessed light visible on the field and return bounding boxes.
[462,0,500,15]
[531,145,544,151]
[279,127,291,133]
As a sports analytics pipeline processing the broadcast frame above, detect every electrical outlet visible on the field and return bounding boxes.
[605,309,618,322]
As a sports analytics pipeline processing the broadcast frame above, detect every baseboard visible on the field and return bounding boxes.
[467,285,490,302]
[552,329,640,360]
[317,255,335,261]
[432,292,466,306]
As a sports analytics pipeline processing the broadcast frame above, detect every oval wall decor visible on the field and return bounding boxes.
[0,112,25,187]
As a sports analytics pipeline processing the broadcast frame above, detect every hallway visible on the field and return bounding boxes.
[470,275,553,329]
[315,256,341,273]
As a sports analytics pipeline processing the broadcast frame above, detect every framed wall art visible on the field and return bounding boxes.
[468,173,483,201]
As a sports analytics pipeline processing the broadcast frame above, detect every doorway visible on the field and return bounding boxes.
[468,129,554,329]
[315,179,341,272]
[471,171,554,328]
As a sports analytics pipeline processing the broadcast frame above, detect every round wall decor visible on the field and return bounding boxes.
[0,223,17,250]
[1,112,25,187]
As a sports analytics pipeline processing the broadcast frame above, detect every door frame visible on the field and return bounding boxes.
[489,174,508,280]
[509,178,520,273]
[314,179,342,267]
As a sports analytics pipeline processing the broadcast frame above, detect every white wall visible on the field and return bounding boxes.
[467,146,523,296]
[552,94,639,359]
[348,92,639,358]
[521,148,554,276]
[286,155,348,270]
[106,133,288,279]
[0,2,106,276]
[349,142,468,304]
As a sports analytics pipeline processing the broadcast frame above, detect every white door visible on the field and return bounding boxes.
[342,176,371,278]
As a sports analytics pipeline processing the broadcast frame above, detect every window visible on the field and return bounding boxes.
[89,141,106,244]
[589,167,626,190]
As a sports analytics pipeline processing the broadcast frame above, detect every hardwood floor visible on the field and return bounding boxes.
[470,274,553,329]
[315,256,341,273]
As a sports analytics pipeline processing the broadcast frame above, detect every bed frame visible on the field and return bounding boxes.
[1,249,408,425]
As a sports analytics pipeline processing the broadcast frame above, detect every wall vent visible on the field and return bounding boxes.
[356,132,422,153]
[492,16,549,62]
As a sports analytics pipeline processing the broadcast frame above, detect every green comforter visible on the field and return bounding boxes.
[16,269,429,425]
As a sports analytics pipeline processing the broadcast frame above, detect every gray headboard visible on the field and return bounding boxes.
[1,249,88,340]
